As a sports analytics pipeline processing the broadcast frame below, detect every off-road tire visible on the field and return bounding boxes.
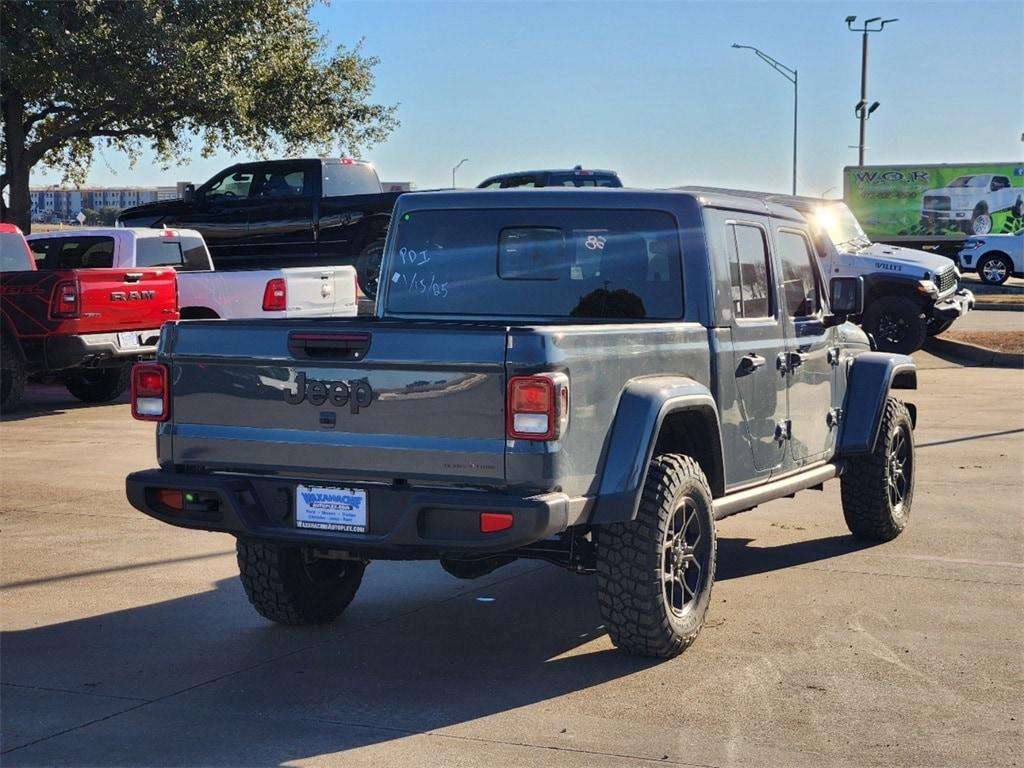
[1,341,27,413]
[64,364,130,403]
[978,253,1012,285]
[840,397,915,542]
[862,296,928,354]
[926,317,954,337]
[236,539,365,625]
[595,454,717,658]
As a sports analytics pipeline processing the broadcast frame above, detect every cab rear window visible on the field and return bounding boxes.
[386,209,683,319]
[31,237,114,269]
[136,236,210,271]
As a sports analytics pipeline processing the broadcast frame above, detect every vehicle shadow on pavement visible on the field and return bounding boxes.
[717,534,874,580]
[1,531,880,765]
[0,386,129,422]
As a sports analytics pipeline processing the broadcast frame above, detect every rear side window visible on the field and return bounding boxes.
[727,223,772,319]
[135,236,210,271]
[0,233,34,271]
[253,168,310,198]
[776,229,820,318]
[322,163,382,196]
[547,174,622,188]
[31,237,114,269]
[500,176,543,189]
[387,208,683,319]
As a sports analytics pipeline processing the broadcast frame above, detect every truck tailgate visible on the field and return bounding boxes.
[165,320,508,484]
[77,268,178,332]
[283,266,358,317]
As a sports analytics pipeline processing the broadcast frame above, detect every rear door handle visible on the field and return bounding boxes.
[739,353,766,372]
[788,351,807,369]
[124,272,143,283]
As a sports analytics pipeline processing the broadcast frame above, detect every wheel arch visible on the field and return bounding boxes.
[179,306,221,320]
[838,352,916,457]
[589,376,725,525]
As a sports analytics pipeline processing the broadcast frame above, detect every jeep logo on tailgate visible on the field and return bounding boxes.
[284,372,373,413]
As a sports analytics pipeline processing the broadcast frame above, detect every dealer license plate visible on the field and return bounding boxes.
[295,485,368,533]
[117,331,141,349]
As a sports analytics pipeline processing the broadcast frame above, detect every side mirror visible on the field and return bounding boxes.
[828,276,864,321]
[182,183,196,204]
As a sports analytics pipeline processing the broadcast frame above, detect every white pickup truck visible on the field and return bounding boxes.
[26,228,358,319]
[921,174,1024,235]
[958,231,1024,285]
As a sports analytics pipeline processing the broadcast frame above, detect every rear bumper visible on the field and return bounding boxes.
[932,288,975,321]
[44,330,161,371]
[125,468,570,558]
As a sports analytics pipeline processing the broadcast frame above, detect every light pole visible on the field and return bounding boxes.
[732,43,798,195]
[846,16,898,166]
[451,158,469,189]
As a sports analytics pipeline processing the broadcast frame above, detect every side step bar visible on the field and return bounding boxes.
[713,462,844,519]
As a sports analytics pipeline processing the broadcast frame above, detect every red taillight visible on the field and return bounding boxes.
[156,489,184,510]
[262,278,287,311]
[340,157,356,165]
[51,279,80,318]
[480,512,514,533]
[131,363,169,421]
[507,374,569,441]
[160,229,179,238]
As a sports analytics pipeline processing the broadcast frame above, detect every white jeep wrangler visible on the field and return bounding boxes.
[681,188,975,353]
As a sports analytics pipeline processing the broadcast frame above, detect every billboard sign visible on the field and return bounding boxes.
[844,162,1024,239]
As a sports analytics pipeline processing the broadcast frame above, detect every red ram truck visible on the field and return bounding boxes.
[1,224,178,411]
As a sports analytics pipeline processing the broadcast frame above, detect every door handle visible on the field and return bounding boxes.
[787,351,807,369]
[124,272,143,283]
[739,353,766,372]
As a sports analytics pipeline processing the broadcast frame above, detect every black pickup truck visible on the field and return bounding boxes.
[117,158,401,297]
[125,189,918,658]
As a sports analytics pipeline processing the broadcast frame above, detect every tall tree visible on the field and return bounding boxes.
[1,0,397,232]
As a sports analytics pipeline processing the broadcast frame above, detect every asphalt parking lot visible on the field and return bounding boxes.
[2,348,1022,766]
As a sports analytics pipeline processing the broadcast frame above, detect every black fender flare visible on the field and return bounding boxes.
[837,352,917,456]
[589,376,724,525]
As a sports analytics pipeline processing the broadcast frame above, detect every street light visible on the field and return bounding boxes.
[451,158,469,189]
[732,43,798,195]
[846,15,898,166]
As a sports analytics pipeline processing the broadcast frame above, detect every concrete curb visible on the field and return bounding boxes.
[924,337,1024,369]
[973,302,1024,312]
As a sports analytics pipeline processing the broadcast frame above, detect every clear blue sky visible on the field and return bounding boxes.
[31,0,1024,196]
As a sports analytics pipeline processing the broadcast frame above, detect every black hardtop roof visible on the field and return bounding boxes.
[395,187,807,223]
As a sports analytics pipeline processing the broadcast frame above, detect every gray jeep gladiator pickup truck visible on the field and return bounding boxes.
[125,189,918,657]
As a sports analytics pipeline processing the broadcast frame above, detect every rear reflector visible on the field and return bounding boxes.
[131,363,169,421]
[156,489,184,510]
[262,278,287,311]
[480,512,513,533]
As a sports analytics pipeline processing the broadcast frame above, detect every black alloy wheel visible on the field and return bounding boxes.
[662,496,711,619]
